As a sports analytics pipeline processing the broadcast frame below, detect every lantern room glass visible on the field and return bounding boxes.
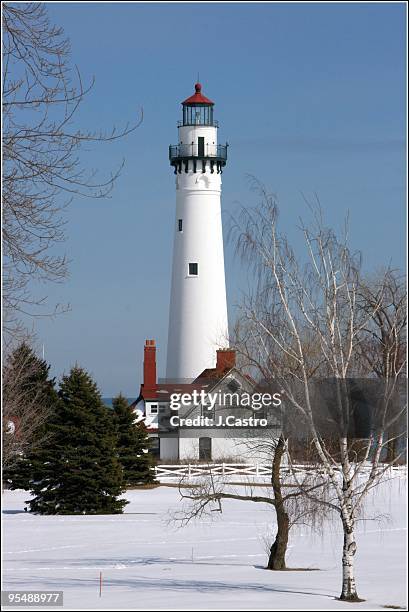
[182,104,214,126]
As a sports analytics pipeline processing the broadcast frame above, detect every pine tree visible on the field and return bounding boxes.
[3,343,58,489]
[28,367,127,514]
[112,393,157,486]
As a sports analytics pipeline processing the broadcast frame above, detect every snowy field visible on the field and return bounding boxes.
[2,476,407,610]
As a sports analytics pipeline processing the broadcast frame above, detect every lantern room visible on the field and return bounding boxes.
[169,82,228,172]
[180,83,216,127]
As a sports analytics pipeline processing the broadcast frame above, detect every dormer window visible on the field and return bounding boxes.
[228,380,240,393]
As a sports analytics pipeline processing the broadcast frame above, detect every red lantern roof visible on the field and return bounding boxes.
[182,83,214,106]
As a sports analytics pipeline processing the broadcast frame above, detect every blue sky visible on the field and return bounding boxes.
[29,2,406,395]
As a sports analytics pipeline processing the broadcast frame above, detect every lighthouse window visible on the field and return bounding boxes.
[178,219,183,232]
[198,137,205,157]
[189,263,198,276]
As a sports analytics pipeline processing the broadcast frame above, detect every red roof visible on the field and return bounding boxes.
[140,381,211,402]
[182,83,214,106]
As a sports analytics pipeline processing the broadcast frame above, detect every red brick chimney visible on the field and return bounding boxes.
[143,339,157,397]
[216,348,236,374]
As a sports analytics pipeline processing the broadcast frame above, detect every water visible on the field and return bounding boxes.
[102,398,137,409]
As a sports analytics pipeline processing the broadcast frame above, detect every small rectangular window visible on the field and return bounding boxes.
[150,404,158,414]
[178,219,183,232]
[198,136,205,157]
[189,263,198,276]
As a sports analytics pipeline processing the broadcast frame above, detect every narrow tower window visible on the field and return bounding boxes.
[198,136,205,157]
[188,263,198,276]
[178,219,183,232]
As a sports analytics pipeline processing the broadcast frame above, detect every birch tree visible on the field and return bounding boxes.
[231,183,406,601]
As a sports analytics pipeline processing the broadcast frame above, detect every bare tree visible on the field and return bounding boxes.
[3,342,56,470]
[358,272,406,376]
[230,182,406,601]
[357,271,407,462]
[2,3,141,340]
[175,435,328,570]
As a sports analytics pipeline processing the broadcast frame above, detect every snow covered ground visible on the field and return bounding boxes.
[2,476,407,610]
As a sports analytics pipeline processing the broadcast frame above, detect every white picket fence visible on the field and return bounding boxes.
[154,462,406,481]
[154,463,271,480]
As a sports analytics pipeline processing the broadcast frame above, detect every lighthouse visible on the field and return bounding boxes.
[166,83,229,381]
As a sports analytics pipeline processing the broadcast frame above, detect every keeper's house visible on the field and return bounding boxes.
[133,339,261,462]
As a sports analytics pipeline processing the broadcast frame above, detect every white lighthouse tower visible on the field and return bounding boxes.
[166,83,229,381]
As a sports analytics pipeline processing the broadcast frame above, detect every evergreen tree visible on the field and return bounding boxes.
[3,343,58,489]
[28,367,127,514]
[112,394,157,486]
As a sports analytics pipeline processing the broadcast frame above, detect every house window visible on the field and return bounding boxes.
[150,404,158,414]
[150,437,160,458]
[189,263,198,276]
[178,219,183,232]
[228,380,240,393]
[199,437,212,461]
[201,403,215,419]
